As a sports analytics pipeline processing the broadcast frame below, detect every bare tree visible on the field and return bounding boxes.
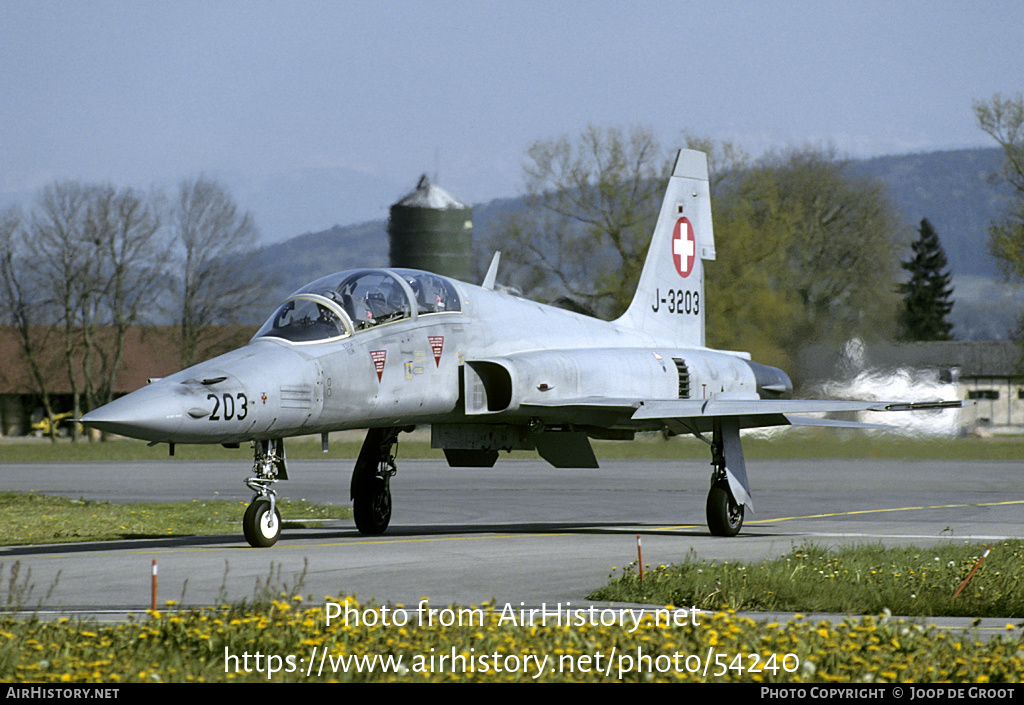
[0,206,63,438]
[2,183,170,439]
[81,185,167,408]
[30,181,98,435]
[496,125,674,318]
[171,176,263,367]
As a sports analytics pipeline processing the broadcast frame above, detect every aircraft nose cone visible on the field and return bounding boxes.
[80,385,185,442]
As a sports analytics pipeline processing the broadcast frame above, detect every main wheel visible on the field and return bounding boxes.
[706,481,743,537]
[353,477,391,535]
[243,498,281,547]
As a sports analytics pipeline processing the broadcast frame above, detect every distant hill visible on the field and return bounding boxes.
[849,147,1009,278]
[848,147,1021,340]
[253,195,524,302]
[254,147,1022,340]
[255,219,389,297]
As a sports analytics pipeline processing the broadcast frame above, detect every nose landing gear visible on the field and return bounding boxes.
[243,439,287,547]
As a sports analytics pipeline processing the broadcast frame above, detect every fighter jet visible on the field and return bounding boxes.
[80,150,962,547]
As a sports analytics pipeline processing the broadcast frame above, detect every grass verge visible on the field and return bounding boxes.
[0,590,1021,682]
[590,540,1024,619]
[0,491,350,546]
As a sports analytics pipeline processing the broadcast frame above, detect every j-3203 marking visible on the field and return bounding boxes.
[651,288,699,315]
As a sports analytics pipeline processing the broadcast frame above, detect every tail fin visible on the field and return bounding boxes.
[614,149,715,347]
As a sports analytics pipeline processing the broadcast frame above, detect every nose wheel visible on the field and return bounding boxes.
[243,439,287,547]
[243,496,281,547]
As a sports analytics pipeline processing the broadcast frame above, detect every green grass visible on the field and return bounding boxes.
[2,428,1022,462]
[0,491,350,546]
[1,570,1022,682]
[591,540,1024,619]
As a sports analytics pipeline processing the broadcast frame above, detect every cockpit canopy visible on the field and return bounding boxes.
[255,268,461,344]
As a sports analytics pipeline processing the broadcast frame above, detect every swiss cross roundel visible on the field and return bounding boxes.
[671,217,696,278]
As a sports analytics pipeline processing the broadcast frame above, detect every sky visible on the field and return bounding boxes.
[1,1,1022,243]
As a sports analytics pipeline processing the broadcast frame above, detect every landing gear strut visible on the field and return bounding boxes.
[704,420,747,537]
[351,427,402,535]
[243,439,287,547]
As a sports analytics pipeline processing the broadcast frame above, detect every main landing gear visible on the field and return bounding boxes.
[706,477,744,537]
[350,427,402,535]
[243,439,287,547]
[703,419,748,537]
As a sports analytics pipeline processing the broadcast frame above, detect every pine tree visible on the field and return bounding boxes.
[898,218,954,340]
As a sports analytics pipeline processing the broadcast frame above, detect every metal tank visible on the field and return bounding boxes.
[388,175,473,280]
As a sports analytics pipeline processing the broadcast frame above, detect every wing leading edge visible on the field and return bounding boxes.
[633,398,964,424]
[521,397,966,432]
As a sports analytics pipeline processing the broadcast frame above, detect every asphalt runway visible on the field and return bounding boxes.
[1,457,1022,626]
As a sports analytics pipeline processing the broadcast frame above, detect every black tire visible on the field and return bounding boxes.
[243,498,281,548]
[706,481,743,537]
[353,478,391,535]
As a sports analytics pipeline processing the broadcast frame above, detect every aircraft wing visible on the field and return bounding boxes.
[521,397,965,432]
[633,398,963,418]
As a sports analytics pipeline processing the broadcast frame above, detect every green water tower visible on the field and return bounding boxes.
[388,175,473,280]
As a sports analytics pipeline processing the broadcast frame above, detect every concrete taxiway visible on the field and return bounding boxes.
[1,457,1021,623]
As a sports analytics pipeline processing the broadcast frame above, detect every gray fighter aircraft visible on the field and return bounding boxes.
[80,150,961,547]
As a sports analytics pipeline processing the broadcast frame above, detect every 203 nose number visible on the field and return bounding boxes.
[208,393,248,421]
